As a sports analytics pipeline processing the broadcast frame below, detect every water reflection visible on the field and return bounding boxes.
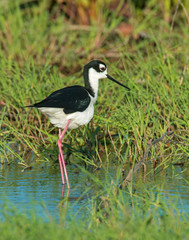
[0,161,188,221]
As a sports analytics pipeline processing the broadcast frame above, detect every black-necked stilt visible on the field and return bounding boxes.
[27,60,130,188]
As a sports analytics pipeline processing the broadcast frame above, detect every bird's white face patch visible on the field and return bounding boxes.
[89,67,108,82]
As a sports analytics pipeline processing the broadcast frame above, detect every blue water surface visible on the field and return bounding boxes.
[0,160,188,222]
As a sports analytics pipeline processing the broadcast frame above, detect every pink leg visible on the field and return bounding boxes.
[58,119,71,188]
[58,129,65,185]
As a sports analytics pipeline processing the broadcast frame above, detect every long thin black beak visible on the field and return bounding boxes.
[106,74,130,90]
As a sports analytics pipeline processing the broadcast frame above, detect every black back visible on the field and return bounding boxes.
[29,85,91,114]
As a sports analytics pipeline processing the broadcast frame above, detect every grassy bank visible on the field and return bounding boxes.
[0,0,188,168]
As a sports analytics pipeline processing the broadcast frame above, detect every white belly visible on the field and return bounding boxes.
[38,101,94,129]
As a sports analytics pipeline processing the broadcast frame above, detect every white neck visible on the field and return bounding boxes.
[88,68,100,103]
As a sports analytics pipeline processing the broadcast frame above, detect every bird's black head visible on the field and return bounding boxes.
[84,60,107,74]
[83,60,130,97]
[83,60,108,97]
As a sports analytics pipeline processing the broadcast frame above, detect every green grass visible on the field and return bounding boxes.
[0,0,189,238]
[0,0,188,166]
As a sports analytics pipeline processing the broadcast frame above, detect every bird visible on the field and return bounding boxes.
[27,60,130,188]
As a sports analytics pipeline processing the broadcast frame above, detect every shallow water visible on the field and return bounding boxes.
[0,160,189,222]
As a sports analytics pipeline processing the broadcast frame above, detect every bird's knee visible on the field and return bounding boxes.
[57,139,62,148]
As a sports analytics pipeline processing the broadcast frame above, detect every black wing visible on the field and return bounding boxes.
[28,85,91,114]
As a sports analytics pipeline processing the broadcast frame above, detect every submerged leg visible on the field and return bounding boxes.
[57,119,71,188]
